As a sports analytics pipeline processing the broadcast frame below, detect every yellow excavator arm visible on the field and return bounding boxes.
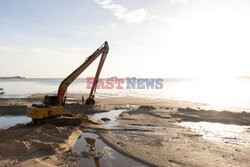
[58,41,109,105]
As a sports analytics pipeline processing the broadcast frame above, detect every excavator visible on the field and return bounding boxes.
[26,41,109,126]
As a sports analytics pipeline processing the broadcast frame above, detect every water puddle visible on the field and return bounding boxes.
[87,109,126,128]
[0,116,31,129]
[75,108,147,166]
[73,132,146,167]
[178,121,250,146]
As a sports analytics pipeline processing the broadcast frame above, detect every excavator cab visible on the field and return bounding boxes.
[44,95,58,106]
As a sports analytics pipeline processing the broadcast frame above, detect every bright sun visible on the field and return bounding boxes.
[155,2,250,78]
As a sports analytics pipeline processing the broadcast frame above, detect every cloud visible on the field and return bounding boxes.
[170,0,189,4]
[170,0,207,4]
[94,0,147,24]
[94,0,182,25]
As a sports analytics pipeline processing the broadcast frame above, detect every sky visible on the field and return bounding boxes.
[0,0,250,78]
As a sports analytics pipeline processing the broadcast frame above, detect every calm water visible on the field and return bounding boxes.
[0,77,250,111]
[87,109,126,128]
[74,132,146,167]
[0,116,31,129]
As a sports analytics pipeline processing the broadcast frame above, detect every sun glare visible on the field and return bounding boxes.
[156,3,250,78]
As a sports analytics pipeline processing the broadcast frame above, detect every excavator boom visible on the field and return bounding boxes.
[57,41,109,105]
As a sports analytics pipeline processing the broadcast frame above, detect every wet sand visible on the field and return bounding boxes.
[0,114,105,167]
[0,95,250,166]
[99,106,250,167]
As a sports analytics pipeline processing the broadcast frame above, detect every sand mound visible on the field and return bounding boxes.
[0,114,103,167]
[138,105,156,110]
[174,107,250,125]
[0,123,76,157]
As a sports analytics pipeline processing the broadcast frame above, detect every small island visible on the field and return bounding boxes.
[0,88,5,95]
[0,76,25,79]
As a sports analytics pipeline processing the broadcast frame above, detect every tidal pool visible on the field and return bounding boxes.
[178,121,250,146]
[0,116,31,129]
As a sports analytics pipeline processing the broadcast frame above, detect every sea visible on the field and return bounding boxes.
[0,77,250,112]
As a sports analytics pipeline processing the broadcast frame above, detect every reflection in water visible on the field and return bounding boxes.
[94,157,101,167]
[73,133,146,167]
[85,137,96,151]
[84,137,100,167]
[178,121,250,146]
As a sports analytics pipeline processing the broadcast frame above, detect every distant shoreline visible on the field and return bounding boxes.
[0,76,25,79]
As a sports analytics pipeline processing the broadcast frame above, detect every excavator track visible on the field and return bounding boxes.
[32,115,81,126]
[50,116,81,126]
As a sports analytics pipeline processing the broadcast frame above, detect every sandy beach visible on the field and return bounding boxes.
[2,0,250,166]
[0,95,249,167]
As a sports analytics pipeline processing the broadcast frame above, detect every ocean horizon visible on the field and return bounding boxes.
[1,77,250,112]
